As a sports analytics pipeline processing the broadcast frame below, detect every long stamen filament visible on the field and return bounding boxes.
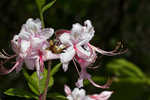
[73,58,80,76]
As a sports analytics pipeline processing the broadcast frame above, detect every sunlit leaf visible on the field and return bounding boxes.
[39,74,54,93]
[50,63,62,76]
[23,69,39,95]
[4,88,38,99]
[23,68,54,95]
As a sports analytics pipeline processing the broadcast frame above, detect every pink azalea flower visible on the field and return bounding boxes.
[0,18,59,78]
[89,91,113,100]
[56,20,126,88]
[64,85,113,100]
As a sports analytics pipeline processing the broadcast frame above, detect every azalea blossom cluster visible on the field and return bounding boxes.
[0,18,59,78]
[0,18,126,100]
[64,85,113,100]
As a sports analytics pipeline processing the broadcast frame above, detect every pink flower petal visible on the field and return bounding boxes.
[55,29,71,35]
[0,58,23,74]
[64,85,72,95]
[88,78,112,89]
[88,43,127,56]
[43,50,60,61]
[24,59,35,70]
[90,91,113,100]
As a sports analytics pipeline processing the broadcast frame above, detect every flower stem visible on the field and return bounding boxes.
[40,11,45,28]
[42,61,51,100]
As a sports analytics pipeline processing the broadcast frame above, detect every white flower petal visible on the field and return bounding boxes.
[67,96,74,100]
[59,33,71,45]
[97,91,113,100]
[43,50,60,61]
[31,37,44,49]
[71,88,87,100]
[62,63,69,72]
[35,57,43,79]
[79,89,86,98]
[70,20,95,44]
[24,58,35,70]
[71,23,83,42]
[72,88,80,97]
[75,78,84,88]
[19,29,31,40]
[60,46,75,64]
[19,18,41,37]
[19,18,42,38]
[84,20,94,40]
[64,85,72,95]
[26,18,41,33]
[20,40,30,57]
[72,23,83,35]
[11,35,20,53]
[40,28,54,40]
[60,46,75,71]
[76,45,91,58]
[84,96,93,100]
[84,20,92,28]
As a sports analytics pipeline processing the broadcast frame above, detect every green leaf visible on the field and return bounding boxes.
[42,0,56,14]
[105,59,150,100]
[30,68,54,94]
[4,88,38,99]
[47,93,67,100]
[50,63,62,76]
[23,69,39,95]
[35,0,46,10]
[106,59,145,79]
[48,77,54,88]
[23,68,54,95]
[38,73,54,93]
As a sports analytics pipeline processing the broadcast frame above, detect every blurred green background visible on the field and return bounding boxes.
[0,0,150,100]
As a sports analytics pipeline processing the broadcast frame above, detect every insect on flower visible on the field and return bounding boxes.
[47,40,66,54]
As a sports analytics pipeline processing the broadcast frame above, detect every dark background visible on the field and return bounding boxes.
[0,0,150,100]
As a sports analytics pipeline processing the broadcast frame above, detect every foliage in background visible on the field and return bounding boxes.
[106,59,150,100]
[0,0,150,100]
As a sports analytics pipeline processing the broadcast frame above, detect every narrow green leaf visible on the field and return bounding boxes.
[27,83,39,96]
[42,0,56,14]
[23,66,56,95]
[48,77,54,88]
[35,0,46,10]
[50,63,62,76]
[4,88,38,99]
[47,93,67,100]
[28,68,54,94]
[23,69,39,95]
[39,68,54,93]
[39,74,54,93]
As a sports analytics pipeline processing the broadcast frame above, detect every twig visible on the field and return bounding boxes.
[42,61,51,100]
